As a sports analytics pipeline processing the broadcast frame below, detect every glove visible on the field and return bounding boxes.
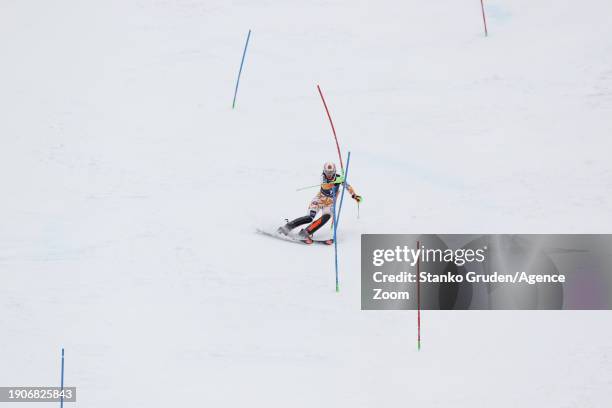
[352,194,363,203]
[333,174,345,184]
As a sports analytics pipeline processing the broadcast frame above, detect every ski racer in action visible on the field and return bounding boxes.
[278,162,362,244]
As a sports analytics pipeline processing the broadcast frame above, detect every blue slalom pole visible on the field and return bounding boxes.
[60,348,64,408]
[333,151,351,292]
[334,152,351,229]
[232,29,251,109]
[332,188,338,289]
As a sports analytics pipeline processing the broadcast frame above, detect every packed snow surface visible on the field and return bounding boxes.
[1,1,611,406]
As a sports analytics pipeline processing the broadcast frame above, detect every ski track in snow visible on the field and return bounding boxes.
[1,1,612,407]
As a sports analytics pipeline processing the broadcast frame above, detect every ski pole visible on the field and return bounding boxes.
[296,184,321,191]
[296,178,345,192]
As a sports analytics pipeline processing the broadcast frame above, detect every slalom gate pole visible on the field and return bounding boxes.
[332,189,338,290]
[317,85,344,170]
[232,29,252,109]
[333,151,351,292]
[480,0,488,37]
[60,348,65,408]
[417,241,421,351]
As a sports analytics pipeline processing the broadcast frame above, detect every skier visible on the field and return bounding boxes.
[278,162,362,244]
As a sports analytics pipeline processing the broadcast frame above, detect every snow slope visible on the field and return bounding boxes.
[1,0,611,406]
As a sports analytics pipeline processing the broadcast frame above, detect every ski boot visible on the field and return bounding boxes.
[298,213,331,244]
[277,225,290,236]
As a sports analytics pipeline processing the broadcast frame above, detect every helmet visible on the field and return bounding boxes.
[323,162,336,179]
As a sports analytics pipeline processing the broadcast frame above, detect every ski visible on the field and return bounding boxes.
[314,238,334,245]
[256,229,333,246]
[302,237,334,245]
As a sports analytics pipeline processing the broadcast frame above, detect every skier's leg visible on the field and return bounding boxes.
[278,210,317,235]
[304,205,332,236]
[278,194,321,235]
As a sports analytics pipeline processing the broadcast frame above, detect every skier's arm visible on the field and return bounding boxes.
[321,175,362,202]
[334,174,362,202]
[347,184,362,202]
[321,174,343,190]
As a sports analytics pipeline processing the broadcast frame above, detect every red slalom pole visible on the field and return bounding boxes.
[317,85,344,171]
[417,240,421,351]
[480,0,489,37]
